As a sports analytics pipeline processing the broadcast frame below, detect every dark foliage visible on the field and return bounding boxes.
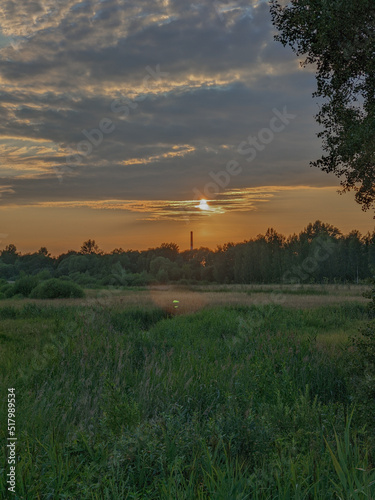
[270,0,375,212]
[0,221,374,286]
[29,279,85,299]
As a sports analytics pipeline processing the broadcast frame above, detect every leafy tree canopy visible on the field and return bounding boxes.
[270,0,375,213]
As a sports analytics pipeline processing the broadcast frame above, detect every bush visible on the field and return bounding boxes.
[59,275,73,281]
[4,285,16,298]
[13,275,39,297]
[0,282,13,294]
[156,268,168,284]
[68,271,97,286]
[29,279,85,299]
[35,269,52,280]
[126,272,151,286]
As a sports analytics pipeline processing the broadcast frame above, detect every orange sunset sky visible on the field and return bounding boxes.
[0,1,373,255]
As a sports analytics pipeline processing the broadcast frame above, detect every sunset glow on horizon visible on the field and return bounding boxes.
[0,1,373,253]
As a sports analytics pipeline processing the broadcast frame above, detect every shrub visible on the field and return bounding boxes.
[13,275,39,297]
[69,272,97,286]
[35,269,52,280]
[156,268,168,284]
[0,282,13,294]
[29,279,85,299]
[126,272,151,286]
[59,275,73,281]
[4,285,16,298]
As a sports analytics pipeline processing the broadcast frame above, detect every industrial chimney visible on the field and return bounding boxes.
[190,231,193,251]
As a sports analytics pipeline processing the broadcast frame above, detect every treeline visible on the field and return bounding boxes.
[1,221,374,287]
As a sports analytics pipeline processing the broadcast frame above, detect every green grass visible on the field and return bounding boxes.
[0,302,374,498]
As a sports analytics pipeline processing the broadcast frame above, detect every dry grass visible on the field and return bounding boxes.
[0,284,369,313]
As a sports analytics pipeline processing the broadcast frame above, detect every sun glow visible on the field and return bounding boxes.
[198,199,210,211]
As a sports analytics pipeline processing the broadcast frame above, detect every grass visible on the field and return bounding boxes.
[0,283,369,315]
[0,295,374,498]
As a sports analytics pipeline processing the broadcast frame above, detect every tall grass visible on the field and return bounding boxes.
[0,302,373,498]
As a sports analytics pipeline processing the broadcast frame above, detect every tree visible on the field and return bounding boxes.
[80,239,101,255]
[1,244,19,264]
[299,221,341,244]
[157,243,180,261]
[346,230,364,283]
[213,243,236,283]
[111,248,124,254]
[38,247,51,257]
[149,256,172,276]
[265,228,285,281]
[270,0,375,213]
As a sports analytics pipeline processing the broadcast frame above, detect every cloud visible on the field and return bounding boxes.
[0,185,336,224]
[0,0,331,213]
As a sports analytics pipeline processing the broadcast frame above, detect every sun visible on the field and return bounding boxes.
[198,199,209,211]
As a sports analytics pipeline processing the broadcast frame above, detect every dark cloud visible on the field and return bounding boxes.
[0,0,331,215]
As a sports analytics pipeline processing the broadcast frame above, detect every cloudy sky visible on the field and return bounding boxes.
[0,0,373,254]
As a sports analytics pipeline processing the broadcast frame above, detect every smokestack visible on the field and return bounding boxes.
[190,231,193,251]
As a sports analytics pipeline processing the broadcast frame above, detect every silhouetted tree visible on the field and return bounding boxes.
[271,0,375,212]
[38,247,50,257]
[0,222,374,285]
[1,244,19,264]
[80,239,101,255]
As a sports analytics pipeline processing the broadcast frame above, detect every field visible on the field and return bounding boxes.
[1,285,375,498]
[0,283,369,312]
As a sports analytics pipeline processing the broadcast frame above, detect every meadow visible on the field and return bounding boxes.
[1,285,375,499]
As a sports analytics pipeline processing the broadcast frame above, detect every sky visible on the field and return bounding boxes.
[0,0,373,255]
